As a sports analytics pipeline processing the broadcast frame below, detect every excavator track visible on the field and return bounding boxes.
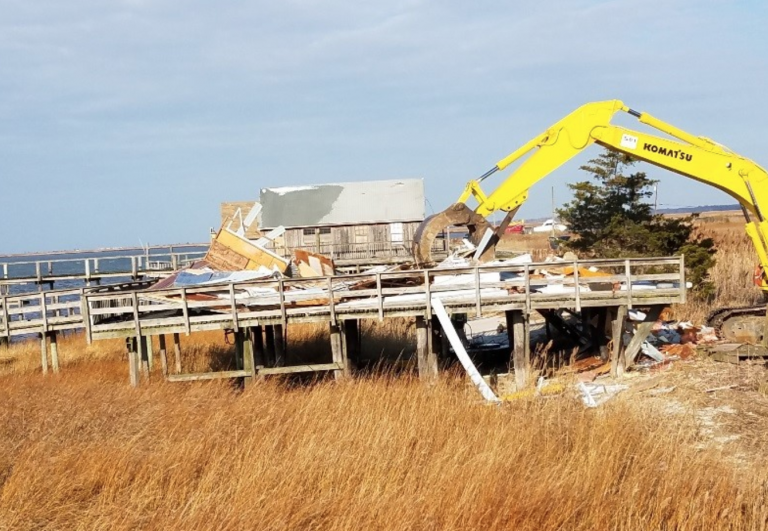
[705,305,767,343]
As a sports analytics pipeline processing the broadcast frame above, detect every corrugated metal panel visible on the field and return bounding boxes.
[260,179,425,229]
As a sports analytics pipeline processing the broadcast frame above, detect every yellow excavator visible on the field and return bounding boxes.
[412,100,768,340]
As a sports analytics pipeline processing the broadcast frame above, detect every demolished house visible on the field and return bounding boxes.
[220,178,430,260]
[82,181,706,399]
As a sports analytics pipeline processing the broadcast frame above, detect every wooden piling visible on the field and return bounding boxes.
[330,323,346,380]
[173,332,182,374]
[512,311,529,390]
[505,309,515,356]
[40,333,48,375]
[416,316,429,380]
[428,315,441,378]
[128,337,140,387]
[610,305,628,377]
[49,331,59,373]
[415,316,437,381]
[242,328,255,387]
[158,334,168,377]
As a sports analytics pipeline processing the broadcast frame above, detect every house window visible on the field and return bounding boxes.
[318,227,331,235]
[355,225,368,244]
[390,222,404,243]
[302,228,315,236]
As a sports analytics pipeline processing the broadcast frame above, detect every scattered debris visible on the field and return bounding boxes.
[579,382,628,408]
[501,379,565,401]
[206,227,289,273]
[660,343,697,360]
[293,250,335,277]
[432,297,500,403]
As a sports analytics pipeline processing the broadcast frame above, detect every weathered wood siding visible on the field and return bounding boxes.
[275,222,421,259]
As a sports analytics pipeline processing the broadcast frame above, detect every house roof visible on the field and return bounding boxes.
[259,179,425,228]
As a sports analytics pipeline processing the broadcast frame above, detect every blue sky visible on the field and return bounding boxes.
[1,0,766,253]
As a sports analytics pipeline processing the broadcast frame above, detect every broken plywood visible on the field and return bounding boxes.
[205,229,289,273]
[293,249,335,277]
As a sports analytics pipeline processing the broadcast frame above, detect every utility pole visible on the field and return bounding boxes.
[551,186,555,220]
[653,184,659,215]
[550,186,556,237]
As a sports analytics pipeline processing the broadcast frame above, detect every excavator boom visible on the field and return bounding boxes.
[415,100,768,293]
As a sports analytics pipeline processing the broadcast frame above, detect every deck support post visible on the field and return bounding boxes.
[40,333,48,375]
[49,331,59,373]
[242,327,255,387]
[128,337,140,387]
[158,334,168,378]
[415,316,438,381]
[429,316,442,377]
[234,329,244,371]
[330,323,347,380]
[172,333,182,374]
[512,311,529,390]
[416,316,428,380]
[610,305,628,377]
[340,320,357,377]
[505,309,515,361]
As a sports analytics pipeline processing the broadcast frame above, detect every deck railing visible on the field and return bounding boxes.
[79,256,686,342]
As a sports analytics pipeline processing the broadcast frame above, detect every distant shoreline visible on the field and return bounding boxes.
[524,205,742,224]
[0,242,209,260]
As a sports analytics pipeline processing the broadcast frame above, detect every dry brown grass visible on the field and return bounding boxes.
[673,218,766,322]
[0,215,766,529]
[0,362,766,530]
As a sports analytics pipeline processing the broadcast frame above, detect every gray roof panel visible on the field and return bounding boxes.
[260,179,425,228]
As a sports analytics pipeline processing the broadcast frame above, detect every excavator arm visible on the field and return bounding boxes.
[414,99,768,289]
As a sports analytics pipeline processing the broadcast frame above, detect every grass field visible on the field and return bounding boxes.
[0,363,766,530]
[1,213,767,530]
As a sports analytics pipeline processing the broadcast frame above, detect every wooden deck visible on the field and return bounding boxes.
[0,251,206,293]
[0,250,430,294]
[1,256,686,387]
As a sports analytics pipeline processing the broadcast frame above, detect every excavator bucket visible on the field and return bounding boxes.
[412,203,492,265]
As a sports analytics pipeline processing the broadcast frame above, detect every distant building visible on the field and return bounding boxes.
[220,178,429,260]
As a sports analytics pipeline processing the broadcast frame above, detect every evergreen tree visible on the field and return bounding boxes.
[557,148,716,297]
